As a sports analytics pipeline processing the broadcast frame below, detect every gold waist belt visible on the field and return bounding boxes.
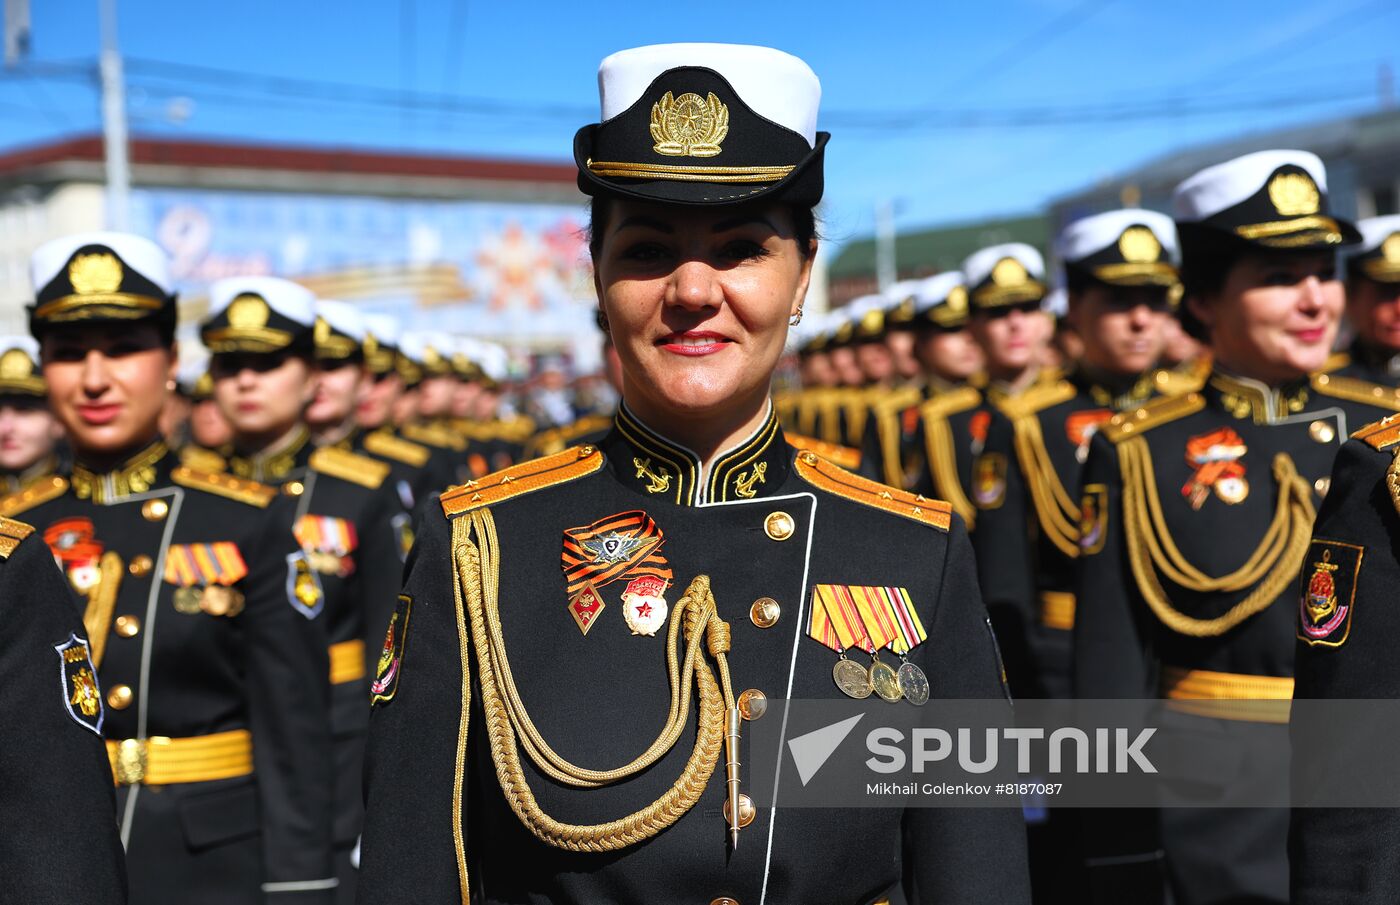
[106,728,254,786]
[1039,591,1076,631]
[1161,666,1293,724]
[329,639,366,685]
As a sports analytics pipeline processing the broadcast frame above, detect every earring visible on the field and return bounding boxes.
[596,309,610,332]
[166,379,177,391]
[789,304,804,327]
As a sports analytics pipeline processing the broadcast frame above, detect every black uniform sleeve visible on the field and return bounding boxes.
[905,515,1032,903]
[1290,438,1400,904]
[973,411,1036,697]
[0,534,127,905]
[856,409,885,482]
[244,500,335,902]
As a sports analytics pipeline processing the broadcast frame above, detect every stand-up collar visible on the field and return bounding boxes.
[602,401,790,506]
[1206,367,1310,424]
[71,439,169,503]
[229,425,311,482]
[1071,365,1157,410]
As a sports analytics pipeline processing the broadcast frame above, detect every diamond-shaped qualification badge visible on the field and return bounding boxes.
[568,583,606,636]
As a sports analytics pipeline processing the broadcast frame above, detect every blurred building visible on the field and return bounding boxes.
[0,134,609,365]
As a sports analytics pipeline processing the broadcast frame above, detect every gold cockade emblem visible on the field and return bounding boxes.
[1268,171,1320,217]
[991,257,1028,287]
[734,462,768,499]
[69,253,123,295]
[1383,233,1400,265]
[946,286,968,313]
[1119,226,1162,263]
[0,348,33,380]
[650,91,729,158]
[632,456,673,495]
[314,317,331,345]
[227,293,271,329]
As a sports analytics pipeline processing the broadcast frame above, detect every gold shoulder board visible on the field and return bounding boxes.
[1101,392,1206,444]
[997,378,1077,420]
[1311,372,1400,411]
[441,445,603,517]
[0,475,68,518]
[180,445,228,473]
[0,516,35,559]
[364,431,431,468]
[172,467,277,508]
[1353,415,1400,450]
[785,432,862,470]
[403,423,466,451]
[918,386,983,422]
[559,415,612,442]
[871,385,923,417]
[1319,351,1352,374]
[793,450,951,531]
[310,446,391,489]
[1152,363,1209,397]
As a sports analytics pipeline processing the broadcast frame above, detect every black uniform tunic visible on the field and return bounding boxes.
[357,405,1029,904]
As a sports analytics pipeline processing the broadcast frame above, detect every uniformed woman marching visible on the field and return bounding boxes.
[1072,150,1400,904]
[4,233,336,904]
[357,44,1028,904]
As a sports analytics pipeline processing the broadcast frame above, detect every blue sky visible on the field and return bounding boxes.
[1,0,1395,253]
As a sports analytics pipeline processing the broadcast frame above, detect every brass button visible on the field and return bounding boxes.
[711,898,741,905]
[1314,477,1331,497]
[141,499,169,521]
[1308,420,1336,444]
[749,597,781,629]
[128,555,154,577]
[737,688,767,721]
[114,615,141,638]
[721,793,756,829]
[106,684,133,710]
[763,511,794,541]
[282,481,305,496]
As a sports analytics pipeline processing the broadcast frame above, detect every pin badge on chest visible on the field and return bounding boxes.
[621,575,669,636]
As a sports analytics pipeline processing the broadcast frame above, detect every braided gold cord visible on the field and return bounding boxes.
[450,509,737,855]
[1118,438,1315,637]
[923,415,977,529]
[1013,414,1082,558]
[1386,449,1400,518]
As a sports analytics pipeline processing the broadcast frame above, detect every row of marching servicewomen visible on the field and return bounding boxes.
[776,151,1400,903]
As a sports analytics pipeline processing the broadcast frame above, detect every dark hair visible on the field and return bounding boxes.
[586,195,819,263]
[1175,225,1253,341]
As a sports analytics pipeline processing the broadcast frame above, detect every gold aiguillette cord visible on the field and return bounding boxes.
[84,551,124,668]
[450,509,742,895]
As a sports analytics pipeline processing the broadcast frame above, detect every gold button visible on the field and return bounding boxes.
[282,481,305,496]
[129,555,154,577]
[1308,420,1336,444]
[763,511,794,541]
[749,597,781,629]
[721,793,756,829]
[1314,477,1331,497]
[141,499,168,521]
[106,684,133,710]
[114,615,141,638]
[737,688,767,721]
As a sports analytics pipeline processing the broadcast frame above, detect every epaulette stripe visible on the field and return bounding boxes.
[917,386,983,421]
[179,446,228,473]
[440,445,603,517]
[364,432,431,468]
[0,475,68,518]
[403,424,466,451]
[785,433,861,470]
[172,467,276,508]
[1353,414,1400,450]
[996,379,1078,419]
[0,516,35,559]
[1101,392,1206,444]
[793,450,951,531]
[310,446,391,489]
[1311,373,1400,411]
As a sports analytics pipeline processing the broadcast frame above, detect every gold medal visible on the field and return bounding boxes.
[897,661,930,706]
[200,585,246,617]
[173,586,204,614]
[833,657,873,699]
[869,656,903,703]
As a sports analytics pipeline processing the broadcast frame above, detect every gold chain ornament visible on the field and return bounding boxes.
[450,509,742,897]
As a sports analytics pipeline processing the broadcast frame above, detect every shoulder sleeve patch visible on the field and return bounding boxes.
[363,431,431,468]
[310,446,391,489]
[0,475,68,518]
[793,449,952,531]
[1312,372,1400,411]
[0,515,35,559]
[1353,414,1400,450]
[784,432,862,470]
[172,466,277,508]
[1100,392,1206,444]
[917,385,983,422]
[179,445,228,473]
[440,445,603,517]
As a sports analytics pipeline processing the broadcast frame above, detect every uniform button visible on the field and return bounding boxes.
[737,688,767,720]
[283,481,305,496]
[128,555,154,577]
[141,499,168,521]
[106,684,133,710]
[1314,477,1331,497]
[1308,420,1336,444]
[749,597,781,628]
[114,615,141,638]
[763,511,794,541]
[721,793,757,829]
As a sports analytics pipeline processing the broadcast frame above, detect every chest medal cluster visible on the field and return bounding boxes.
[560,510,674,636]
[807,584,930,705]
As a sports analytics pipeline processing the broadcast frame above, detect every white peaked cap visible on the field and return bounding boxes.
[208,276,316,327]
[913,272,966,313]
[1173,149,1327,223]
[316,300,367,342]
[1055,209,1180,265]
[598,43,821,147]
[1356,215,1400,255]
[362,313,401,347]
[0,334,40,359]
[962,243,1045,287]
[31,231,173,294]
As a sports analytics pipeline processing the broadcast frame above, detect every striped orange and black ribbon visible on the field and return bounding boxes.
[164,542,248,587]
[561,510,672,597]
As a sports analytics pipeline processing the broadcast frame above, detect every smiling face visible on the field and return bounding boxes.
[1189,250,1342,383]
[1347,276,1400,354]
[40,323,176,460]
[1072,284,1172,377]
[210,350,316,447]
[592,199,814,427]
